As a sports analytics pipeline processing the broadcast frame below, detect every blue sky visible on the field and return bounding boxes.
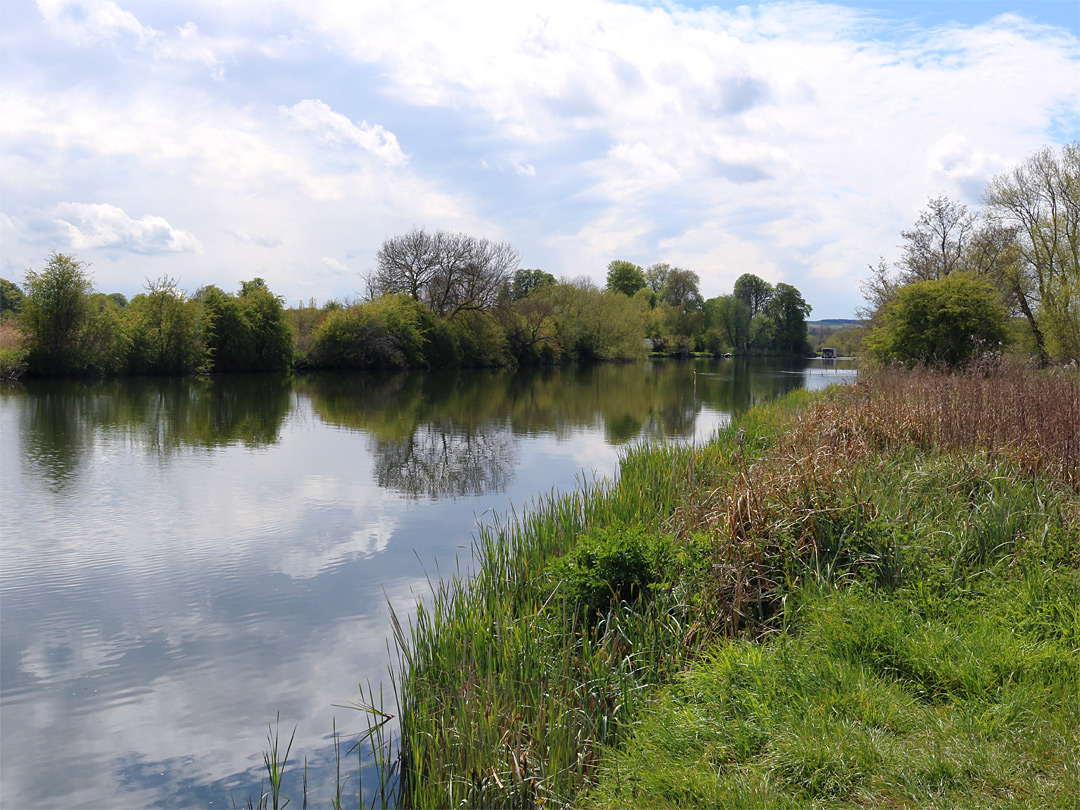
[2,0,1078,318]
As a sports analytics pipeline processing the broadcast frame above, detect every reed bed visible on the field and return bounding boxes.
[396,359,1079,809]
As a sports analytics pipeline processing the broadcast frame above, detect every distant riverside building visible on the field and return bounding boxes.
[821,347,837,359]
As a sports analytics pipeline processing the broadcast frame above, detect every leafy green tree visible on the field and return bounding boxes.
[1,278,25,316]
[645,263,670,294]
[201,285,256,371]
[733,273,773,317]
[106,292,128,308]
[82,293,131,375]
[865,273,1009,367]
[312,294,434,369]
[661,267,702,311]
[498,293,559,363]
[764,283,812,354]
[21,252,95,374]
[605,260,646,297]
[238,279,293,371]
[508,268,556,301]
[543,281,648,362]
[705,295,750,351]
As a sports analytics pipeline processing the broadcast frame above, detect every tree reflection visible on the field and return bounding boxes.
[10,375,292,491]
[372,423,516,499]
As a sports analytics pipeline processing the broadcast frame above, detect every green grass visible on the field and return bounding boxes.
[395,359,1079,808]
[586,571,1079,809]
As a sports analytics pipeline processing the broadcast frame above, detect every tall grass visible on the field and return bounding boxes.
[395,357,1078,808]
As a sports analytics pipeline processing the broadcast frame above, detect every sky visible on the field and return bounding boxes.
[2,0,1078,319]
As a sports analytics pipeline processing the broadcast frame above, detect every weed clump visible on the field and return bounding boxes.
[546,525,663,620]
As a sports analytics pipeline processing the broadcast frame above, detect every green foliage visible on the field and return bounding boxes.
[82,293,131,375]
[587,573,1079,808]
[660,267,702,311]
[645,262,670,294]
[866,273,1009,367]
[734,273,773,316]
[21,252,95,374]
[605,260,646,297]
[398,364,1079,808]
[765,282,812,354]
[547,525,662,618]
[238,281,293,371]
[127,277,208,375]
[1,277,25,316]
[705,294,751,352]
[541,282,648,362]
[508,268,556,301]
[443,308,508,367]
[312,294,432,369]
[201,284,256,371]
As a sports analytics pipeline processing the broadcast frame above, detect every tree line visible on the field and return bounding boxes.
[1,254,293,378]
[601,259,813,356]
[2,230,819,379]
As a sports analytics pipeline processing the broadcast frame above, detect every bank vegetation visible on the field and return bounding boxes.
[394,357,1078,808]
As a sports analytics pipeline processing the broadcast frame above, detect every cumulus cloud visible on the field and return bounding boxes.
[4,0,1078,314]
[40,202,202,254]
[282,99,407,167]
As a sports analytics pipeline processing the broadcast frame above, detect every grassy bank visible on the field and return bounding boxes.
[396,358,1078,808]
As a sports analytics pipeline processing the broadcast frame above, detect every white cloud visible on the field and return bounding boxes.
[45,202,202,254]
[4,0,1077,315]
[282,99,407,167]
[36,0,228,75]
[321,257,349,274]
[512,160,536,177]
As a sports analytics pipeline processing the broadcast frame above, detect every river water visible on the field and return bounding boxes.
[0,358,856,808]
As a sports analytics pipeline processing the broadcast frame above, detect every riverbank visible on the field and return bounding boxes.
[396,357,1078,808]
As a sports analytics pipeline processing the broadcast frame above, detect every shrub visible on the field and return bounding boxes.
[548,525,662,618]
[312,295,430,369]
[865,273,1009,367]
[126,278,208,375]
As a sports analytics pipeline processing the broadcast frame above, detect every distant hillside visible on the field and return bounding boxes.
[808,319,861,329]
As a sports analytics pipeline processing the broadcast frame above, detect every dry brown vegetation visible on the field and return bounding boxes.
[0,319,23,351]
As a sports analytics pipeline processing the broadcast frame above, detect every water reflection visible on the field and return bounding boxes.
[8,375,292,491]
[0,358,856,808]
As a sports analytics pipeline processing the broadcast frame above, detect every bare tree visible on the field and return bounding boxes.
[898,195,978,283]
[369,228,520,319]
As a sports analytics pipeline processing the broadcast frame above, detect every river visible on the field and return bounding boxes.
[0,358,856,808]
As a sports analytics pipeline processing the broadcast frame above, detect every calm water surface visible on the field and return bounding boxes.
[1,358,856,808]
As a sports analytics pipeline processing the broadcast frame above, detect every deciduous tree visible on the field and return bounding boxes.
[21,252,94,374]
[733,273,773,317]
[370,228,520,319]
[605,260,646,297]
[985,142,1080,362]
